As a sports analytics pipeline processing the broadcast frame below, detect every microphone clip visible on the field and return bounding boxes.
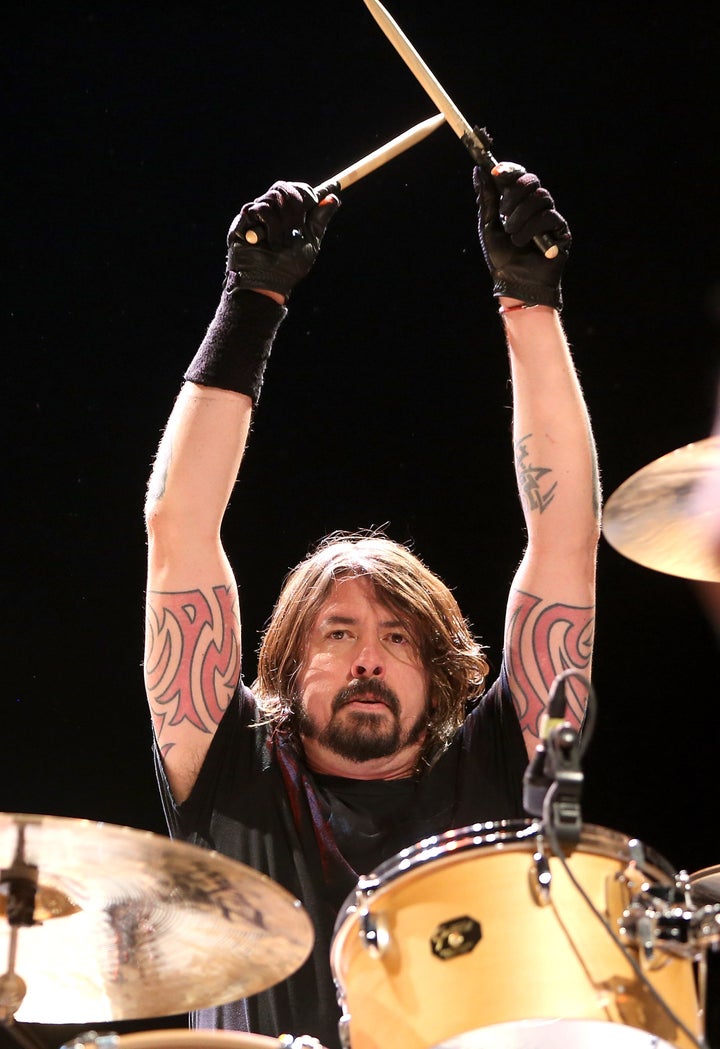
[543,721,583,845]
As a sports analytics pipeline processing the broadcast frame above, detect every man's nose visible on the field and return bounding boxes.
[352,642,385,678]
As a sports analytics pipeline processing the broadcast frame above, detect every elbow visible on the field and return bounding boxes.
[526,519,601,565]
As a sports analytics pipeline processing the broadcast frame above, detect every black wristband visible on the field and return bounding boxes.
[184,278,287,404]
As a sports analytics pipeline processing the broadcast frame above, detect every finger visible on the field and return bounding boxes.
[473,166,501,229]
[490,161,527,185]
[511,208,569,248]
[230,181,320,250]
[498,174,545,220]
[502,187,554,238]
[306,194,341,241]
[255,183,317,249]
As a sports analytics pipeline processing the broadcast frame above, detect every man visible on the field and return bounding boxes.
[143,164,600,1049]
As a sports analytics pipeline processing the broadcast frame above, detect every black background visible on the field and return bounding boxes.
[4,2,719,1046]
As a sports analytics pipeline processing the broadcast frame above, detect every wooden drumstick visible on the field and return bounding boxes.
[363,0,561,260]
[243,112,445,244]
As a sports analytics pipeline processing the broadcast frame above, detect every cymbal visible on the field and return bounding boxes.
[0,813,313,1024]
[689,865,720,906]
[602,436,720,583]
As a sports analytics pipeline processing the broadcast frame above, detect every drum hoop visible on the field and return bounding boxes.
[113,1031,282,1049]
[336,819,677,931]
[690,864,720,882]
[689,864,720,906]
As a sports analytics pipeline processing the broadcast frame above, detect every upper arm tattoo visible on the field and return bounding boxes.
[515,433,557,514]
[144,584,240,745]
[506,589,594,736]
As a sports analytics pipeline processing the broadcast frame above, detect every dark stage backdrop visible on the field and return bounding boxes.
[4,3,719,1047]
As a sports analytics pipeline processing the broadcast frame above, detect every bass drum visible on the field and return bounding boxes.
[330,821,700,1049]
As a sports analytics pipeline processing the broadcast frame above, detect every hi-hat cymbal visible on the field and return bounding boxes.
[689,865,720,906]
[602,436,720,583]
[0,813,313,1024]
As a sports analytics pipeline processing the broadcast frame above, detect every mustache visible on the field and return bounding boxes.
[332,678,400,717]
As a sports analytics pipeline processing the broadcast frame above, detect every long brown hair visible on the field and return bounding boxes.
[254,532,489,762]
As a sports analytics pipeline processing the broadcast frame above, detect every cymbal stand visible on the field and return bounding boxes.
[1,826,47,1049]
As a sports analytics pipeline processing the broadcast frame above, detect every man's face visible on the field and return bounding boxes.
[295,576,431,778]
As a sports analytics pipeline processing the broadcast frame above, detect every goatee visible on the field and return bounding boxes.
[297,678,429,763]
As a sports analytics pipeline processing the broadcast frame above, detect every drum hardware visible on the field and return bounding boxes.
[357,901,389,959]
[0,813,313,1027]
[430,917,481,960]
[522,669,596,848]
[533,834,708,1049]
[530,849,552,905]
[287,1037,326,1049]
[619,889,720,965]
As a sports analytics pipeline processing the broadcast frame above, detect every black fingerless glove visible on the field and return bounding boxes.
[227,180,340,299]
[184,181,341,404]
[473,163,571,309]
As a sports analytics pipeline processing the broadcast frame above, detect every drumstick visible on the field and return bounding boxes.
[243,112,445,244]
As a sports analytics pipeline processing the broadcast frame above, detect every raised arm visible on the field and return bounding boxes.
[474,164,601,758]
[144,182,339,801]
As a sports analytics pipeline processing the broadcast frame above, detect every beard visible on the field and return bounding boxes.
[296,677,430,764]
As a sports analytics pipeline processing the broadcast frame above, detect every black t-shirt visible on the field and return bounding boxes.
[155,664,528,1049]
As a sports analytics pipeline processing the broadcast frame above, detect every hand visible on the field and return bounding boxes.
[473,163,571,309]
[226,181,340,299]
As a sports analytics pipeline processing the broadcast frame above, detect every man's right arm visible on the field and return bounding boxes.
[143,182,340,803]
[144,383,252,803]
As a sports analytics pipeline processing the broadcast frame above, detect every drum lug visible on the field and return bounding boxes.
[278,1037,326,1049]
[627,838,647,866]
[358,905,389,958]
[59,1034,117,1049]
[337,1012,352,1049]
[530,849,552,905]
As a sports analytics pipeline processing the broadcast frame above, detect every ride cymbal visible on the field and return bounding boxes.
[0,813,313,1023]
[602,436,720,583]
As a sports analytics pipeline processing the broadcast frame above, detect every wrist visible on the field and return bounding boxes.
[184,284,287,404]
[253,288,287,306]
[498,299,557,317]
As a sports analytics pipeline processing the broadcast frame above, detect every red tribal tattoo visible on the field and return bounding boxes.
[145,585,240,741]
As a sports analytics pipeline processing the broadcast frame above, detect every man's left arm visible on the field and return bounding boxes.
[474,163,601,758]
[502,302,600,757]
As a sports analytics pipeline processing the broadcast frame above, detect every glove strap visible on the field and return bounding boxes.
[184,278,287,404]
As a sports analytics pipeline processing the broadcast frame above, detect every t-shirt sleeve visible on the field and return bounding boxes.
[452,661,529,825]
[153,681,261,842]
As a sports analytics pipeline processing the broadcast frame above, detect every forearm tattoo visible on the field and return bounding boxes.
[515,433,557,514]
[145,585,240,747]
[506,589,594,736]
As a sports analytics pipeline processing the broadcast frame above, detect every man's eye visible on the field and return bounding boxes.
[328,630,348,640]
[387,632,409,645]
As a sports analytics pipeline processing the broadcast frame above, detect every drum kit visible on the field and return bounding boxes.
[2,439,718,1049]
